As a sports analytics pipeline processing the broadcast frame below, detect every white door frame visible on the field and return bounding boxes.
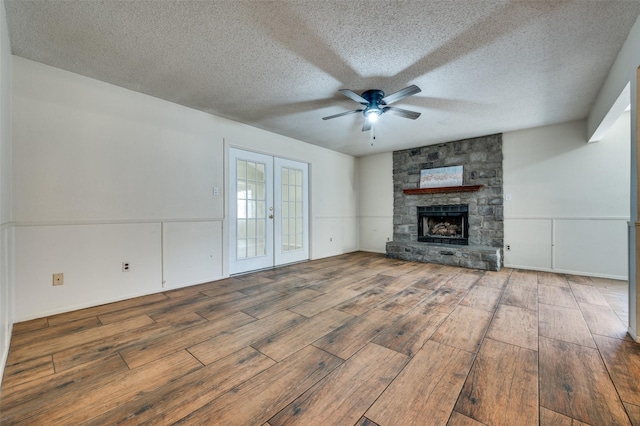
[228,147,309,275]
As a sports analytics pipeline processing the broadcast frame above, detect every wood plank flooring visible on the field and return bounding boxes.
[1,251,638,425]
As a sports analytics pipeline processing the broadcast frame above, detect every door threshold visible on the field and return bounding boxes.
[229,259,309,277]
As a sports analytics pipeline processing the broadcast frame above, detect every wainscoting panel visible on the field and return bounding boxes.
[162,220,223,289]
[0,224,14,385]
[312,217,358,260]
[554,218,627,278]
[358,216,393,254]
[505,218,628,279]
[14,223,163,321]
[504,219,553,270]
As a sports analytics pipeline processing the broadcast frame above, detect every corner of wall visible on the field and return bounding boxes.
[0,0,14,388]
[587,16,640,141]
[356,152,394,254]
[588,82,630,143]
[354,156,361,250]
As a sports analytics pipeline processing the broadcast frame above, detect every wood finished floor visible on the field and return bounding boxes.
[1,252,638,425]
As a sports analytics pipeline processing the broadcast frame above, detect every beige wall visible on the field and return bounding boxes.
[12,57,357,321]
[357,152,393,253]
[588,15,640,339]
[0,1,14,387]
[503,118,630,279]
[357,118,630,279]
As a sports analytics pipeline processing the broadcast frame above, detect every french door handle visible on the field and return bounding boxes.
[269,214,274,219]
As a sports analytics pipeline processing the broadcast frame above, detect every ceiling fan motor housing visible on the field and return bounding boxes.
[362,89,385,118]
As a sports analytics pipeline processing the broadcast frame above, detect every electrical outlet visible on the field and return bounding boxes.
[53,273,64,286]
[122,262,130,272]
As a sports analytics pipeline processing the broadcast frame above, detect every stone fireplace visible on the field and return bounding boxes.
[386,134,503,271]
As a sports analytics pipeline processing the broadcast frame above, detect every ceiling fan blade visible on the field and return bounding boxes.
[362,120,371,132]
[380,84,421,105]
[386,107,421,120]
[322,109,363,120]
[339,89,369,105]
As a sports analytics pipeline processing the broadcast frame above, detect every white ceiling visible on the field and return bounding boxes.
[4,1,640,157]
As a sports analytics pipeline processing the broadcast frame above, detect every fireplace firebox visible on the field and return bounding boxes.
[417,204,469,245]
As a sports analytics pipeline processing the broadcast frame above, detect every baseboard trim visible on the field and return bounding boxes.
[504,263,627,281]
[358,248,386,254]
[163,276,225,289]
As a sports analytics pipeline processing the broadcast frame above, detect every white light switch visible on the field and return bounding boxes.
[505,193,512,201]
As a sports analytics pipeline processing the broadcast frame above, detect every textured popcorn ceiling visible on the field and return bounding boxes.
[4,1,640,156]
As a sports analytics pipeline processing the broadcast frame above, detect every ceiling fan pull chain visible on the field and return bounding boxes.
[371,123,376,146]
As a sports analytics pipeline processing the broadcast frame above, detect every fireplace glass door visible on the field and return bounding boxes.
[417,204,469,245]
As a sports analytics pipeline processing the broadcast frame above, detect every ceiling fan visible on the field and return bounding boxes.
[322,84,422,131]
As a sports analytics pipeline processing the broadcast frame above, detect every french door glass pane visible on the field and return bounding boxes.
[280,166,304,253]
[247,238,256,257]
[248,219,256,238]
[247,162,256,180]
[237,158,268,259]
[237,239,246,259]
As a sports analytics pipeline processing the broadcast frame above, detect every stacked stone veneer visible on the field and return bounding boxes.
[386,133,504,271]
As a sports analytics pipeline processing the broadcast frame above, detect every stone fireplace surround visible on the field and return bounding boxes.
[386,134,503,271]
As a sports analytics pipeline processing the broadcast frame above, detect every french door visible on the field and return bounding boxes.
[229,148,309,275]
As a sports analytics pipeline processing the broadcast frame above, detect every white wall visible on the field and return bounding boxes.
[357,152,393,253]
[357,119,630,280]
[0,1,14,387]
[588,16,640,339]
[503,118,630,279]
[12,57,357,321]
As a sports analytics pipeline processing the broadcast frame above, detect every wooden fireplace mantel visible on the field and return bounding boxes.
[402,185,483,195]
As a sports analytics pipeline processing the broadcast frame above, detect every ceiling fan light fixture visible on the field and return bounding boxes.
[365,108,380,123]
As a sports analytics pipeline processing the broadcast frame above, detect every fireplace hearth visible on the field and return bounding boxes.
[418,204,469,245]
